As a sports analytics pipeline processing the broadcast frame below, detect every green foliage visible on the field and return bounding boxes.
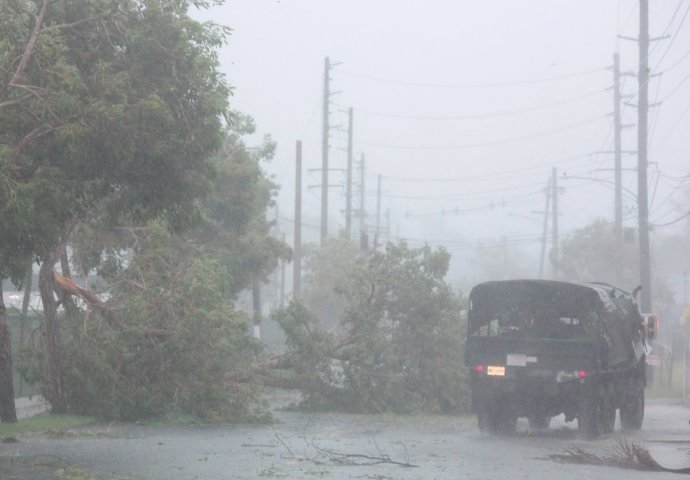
[22,222,268,422]
[0,414,93,439]
[0,0,232,264]
[197,116,290,296]
[272,302,342,408]
[2,0,291,421]
[472,244,531,283]
[277,242,470,414]
[301,235,360,331]
[559,219,639,287]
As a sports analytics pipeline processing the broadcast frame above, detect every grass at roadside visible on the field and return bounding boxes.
[0,414,94,439]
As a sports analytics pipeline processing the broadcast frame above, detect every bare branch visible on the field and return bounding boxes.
[0,94,32,109]
[8,0,49,89]
[274,436,419,468]
[549,440,690,473]
[13,123,55,157]
[52,267,126,331]
[40,14,109,34]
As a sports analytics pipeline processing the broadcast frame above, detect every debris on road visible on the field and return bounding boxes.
[549,439,690,473]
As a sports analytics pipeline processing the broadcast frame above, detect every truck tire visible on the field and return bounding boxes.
[496,411,518,434]
[577,386,602,439]
[600,385,616,434]
[620,379,644,430]
[528,415,551,430]
[477,401,516,435]
[477,405,497,433]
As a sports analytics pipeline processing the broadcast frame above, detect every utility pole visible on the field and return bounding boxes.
[359,154,366,233]
[272,204,280,309]
[374,174,382,251]
[638,0,652,313]
[293,140,302,299]
[613,52,624,245]
[385,208,390,243]
[320,56,331,246]
[683,270,688,313]
[359,154,366,245]
[280,233,285,308]
[346,107,353,238]
[551,167,559,279]
[539,176,552,278]
[252,278,261,339]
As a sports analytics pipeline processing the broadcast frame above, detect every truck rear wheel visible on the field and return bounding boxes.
[578,402,600,439]
[600,385,616,434]
[477,401,516,435]
[577,385,602,439]
[528,415,551,430]
[620,380,644,430]
[477,406,497,433]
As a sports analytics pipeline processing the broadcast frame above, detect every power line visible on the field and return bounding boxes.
[356,115,607,151]
[333,67,607,89]
[380,154,601,184]
[652,94,690,150]
[334,89,606,121]
[652,210,690,227]
[660,69,690,102]
[652,0,690,70]
[660,46,690,73]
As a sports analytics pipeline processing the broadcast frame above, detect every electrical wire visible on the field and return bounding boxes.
[652,1,690,71]
[651,94,690,151]
[660,46,690,73]
[356,115,607,151]
[333,89,606,122]
[652,210,690,227]
[333,67,607,89]
[381,154,598,184]
[660,69,690,103]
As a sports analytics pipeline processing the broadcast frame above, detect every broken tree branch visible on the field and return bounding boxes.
[51,267,125,331]
[549,439,690,473]
[274,435,418,468]
[7,0,49,91]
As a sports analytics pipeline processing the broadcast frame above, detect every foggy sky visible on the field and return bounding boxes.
[194,1,690,287]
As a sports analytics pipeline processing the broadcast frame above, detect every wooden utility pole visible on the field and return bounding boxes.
[346,107,353,238]
[385,208,390,243]
[360,153,366,230]
[374,174,382,250]
[638,0,652,313]
[293,140,302,299]
[252,278,261,339]
[280,233,285,308]
[320,57,331,246]
[551,167,559,278]
[539,176,552,279]
[613,52,624,246]
[358,154,368,251]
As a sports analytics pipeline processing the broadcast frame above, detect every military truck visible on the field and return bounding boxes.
[465,279,650,438]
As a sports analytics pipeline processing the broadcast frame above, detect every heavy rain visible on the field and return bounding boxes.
[1,1,690,479]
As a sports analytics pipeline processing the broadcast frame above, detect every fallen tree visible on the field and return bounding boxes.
[271,242,470,414]
[21,221,269,422]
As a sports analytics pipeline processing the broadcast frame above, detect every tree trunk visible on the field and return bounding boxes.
[39,253,66,413]
[58,241,78,315]
[0,280,18,423]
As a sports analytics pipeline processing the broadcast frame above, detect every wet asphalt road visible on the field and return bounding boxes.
[3,396,690,480]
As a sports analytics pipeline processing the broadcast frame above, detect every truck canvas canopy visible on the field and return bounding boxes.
[468,279,643,369]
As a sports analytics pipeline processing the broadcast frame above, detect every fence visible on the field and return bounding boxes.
[6,306,42,398]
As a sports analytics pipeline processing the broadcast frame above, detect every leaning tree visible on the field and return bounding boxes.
[0,0,232,413]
